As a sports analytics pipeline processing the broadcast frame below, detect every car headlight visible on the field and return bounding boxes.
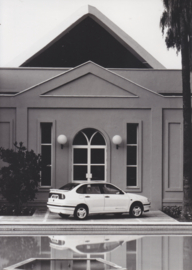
[147,198,151,204]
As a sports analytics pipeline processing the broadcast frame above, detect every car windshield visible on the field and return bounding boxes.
[59,183,80,190]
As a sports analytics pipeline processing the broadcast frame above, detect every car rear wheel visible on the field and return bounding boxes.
[59,213,70,219]
[130,203,143,218]
[74,205,88,220]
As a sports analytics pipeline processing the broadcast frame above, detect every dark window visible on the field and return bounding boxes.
[127,124,137,144]
[127,167,137,186]
[41,123,52,144]
[73,132,87,145]
[127,124,138,187]
[42,146,51,165]
[41,123,52,186]
[91,132,106,145]
[91,149,105,164]
[73,166,87,180]
[41,166,51,186]
[82,128,97,140]
[73,149,87,164]
[127,146,137,165]
[91,166,105,180]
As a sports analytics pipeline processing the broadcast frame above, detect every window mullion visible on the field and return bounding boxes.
[87,143,91,181]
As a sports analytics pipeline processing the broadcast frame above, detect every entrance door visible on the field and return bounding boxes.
[72,128,106,181]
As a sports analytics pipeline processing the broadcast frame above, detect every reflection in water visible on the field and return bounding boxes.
[0,235,192,270]
[0,237,39,269]
[12,259,120,270]
[183,237,192,270]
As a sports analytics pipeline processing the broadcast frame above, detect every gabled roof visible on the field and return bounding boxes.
[20,5,165,69]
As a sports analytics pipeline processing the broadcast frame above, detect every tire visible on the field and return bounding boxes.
[59,213,70,219]
[74,205,88,220]
[130,203,143,218]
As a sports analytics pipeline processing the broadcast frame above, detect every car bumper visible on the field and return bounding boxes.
[143,203,151,212]
[47,203,75,215]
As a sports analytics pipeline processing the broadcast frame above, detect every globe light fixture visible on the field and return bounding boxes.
[112,135,122,149]
[57,135,67,149]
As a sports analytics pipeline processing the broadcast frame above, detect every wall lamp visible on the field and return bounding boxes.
[57,135,67,149]
[112,135,122,149]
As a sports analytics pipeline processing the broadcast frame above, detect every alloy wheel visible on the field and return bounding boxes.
[131,205,142,217]
[75,207,87,220]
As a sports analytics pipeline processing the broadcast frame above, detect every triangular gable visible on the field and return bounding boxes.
[15,61,164,99]
[20,6,164,69]
[41,73,136,97]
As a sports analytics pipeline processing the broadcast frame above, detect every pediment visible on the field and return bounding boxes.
[14,62,163,101]
[41,73,136,97]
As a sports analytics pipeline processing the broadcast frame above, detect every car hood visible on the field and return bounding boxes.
[49,189,69,193]
[125,192,148,202]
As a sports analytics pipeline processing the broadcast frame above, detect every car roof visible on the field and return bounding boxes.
[77,182,110,185]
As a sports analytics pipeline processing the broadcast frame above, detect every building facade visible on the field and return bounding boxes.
[0,6,189,209]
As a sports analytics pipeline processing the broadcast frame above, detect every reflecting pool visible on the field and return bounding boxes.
[0,235,192,270]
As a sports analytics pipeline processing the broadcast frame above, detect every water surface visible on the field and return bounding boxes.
[0,235,191,270]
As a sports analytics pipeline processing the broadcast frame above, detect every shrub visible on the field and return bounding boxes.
[163,205,192,221]
[162,205,182,219]
[0,142,42,213]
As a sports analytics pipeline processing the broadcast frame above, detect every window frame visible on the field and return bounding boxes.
[72,129,107,182]
[37,120,55,189]
[126,121,142,192]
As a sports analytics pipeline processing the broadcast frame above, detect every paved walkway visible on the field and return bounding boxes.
[1,210,192,235]
[0,209,179,224]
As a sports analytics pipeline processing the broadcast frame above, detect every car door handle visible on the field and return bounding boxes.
[85,196,90,198]
[105,196,110,198]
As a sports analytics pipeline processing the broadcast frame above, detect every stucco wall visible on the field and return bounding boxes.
[0,63,186,209]
[163,109,183,205]
[28,108,151,204]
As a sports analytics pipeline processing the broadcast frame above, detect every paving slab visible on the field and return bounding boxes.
[0,210,178,224]
[1,210,192,235]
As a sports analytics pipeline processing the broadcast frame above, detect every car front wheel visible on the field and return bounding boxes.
[130,203,143,218]
[74,205,88,220]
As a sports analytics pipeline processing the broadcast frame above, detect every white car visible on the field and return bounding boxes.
[47,182,151,220]
[49,235,142,254]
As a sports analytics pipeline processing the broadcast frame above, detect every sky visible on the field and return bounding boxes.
[0,0,182,69]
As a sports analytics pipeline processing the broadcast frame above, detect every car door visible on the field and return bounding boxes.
[83,184,105,213]
[101,184,129,212]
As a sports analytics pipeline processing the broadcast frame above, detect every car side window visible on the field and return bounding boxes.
[76,185,86,194]
[102,184,123,195]
[85,184,101,194]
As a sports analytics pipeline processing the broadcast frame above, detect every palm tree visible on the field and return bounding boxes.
[160,0,192,219]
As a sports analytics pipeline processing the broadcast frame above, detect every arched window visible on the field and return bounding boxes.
[72,128,106,181]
